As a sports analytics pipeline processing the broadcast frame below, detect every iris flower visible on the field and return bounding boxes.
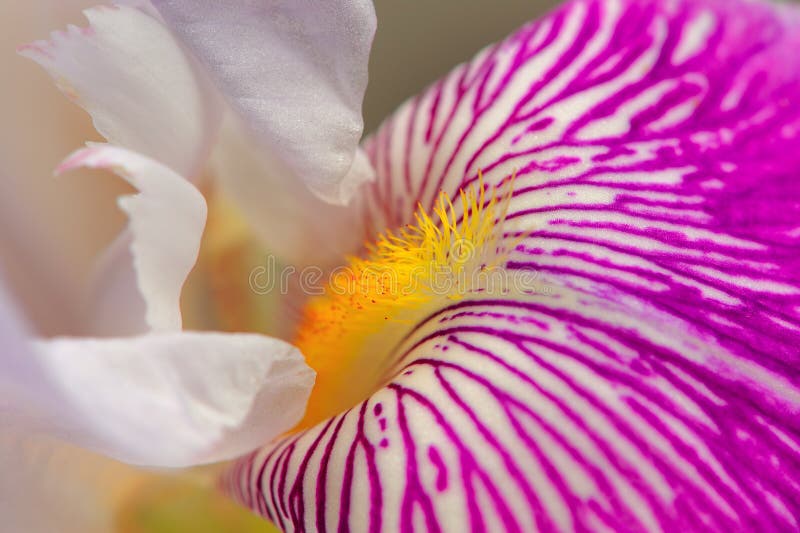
[4,0,800,531]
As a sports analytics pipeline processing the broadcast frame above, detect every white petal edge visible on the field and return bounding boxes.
[18,3,222,179]
[150,0,377,204]
[57,144,206,333]
[31,332,315,467]
[56,144,207,331]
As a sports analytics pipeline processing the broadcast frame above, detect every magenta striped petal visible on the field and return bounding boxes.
[227,0,800,530]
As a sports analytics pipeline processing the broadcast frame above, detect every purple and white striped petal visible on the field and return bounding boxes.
[228,0,800,531]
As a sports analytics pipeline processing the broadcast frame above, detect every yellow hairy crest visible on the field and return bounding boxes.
[295,173,518,426]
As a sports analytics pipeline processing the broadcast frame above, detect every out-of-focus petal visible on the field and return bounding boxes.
[114,471,283,533]
[58,144,206,333]
[84,232,148,336]
[150,0,377,204]
[0,1,128,336]
[0,433,144,533]
[19,3,222,178]
[32,331,314,467]
[228,0,800,530]
[0,273,57,423]
[211,117,364,267]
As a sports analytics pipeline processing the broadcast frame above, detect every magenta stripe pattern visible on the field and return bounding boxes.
[226,0,800,531]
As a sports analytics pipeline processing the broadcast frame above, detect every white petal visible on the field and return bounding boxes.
[33,332,314,467]
[58,144,206,332]
[151,0,377,204]
[211,117,363,266]
[2,268,315,469]
[18,3,222,178]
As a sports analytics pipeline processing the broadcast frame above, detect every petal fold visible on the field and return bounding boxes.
[150,0,377,203]
[58,144,206,333]
[32,332,315,467]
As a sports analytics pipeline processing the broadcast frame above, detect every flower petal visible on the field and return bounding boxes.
[211,117,364,266]
[0,273,58,422]
[227,0,800,529]
[18,3,222,178]
[31,331,314,467]
[58,144,206,333]
[2,265,315,469]
[150,0,377,203]
[228,295,800,531]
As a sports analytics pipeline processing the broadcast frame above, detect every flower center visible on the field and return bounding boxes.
[295,173,519,427]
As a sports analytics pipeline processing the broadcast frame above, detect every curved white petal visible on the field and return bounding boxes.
[58,144,206,333]
[19,3,222,179]
[2,264,315,469]
[32,332,314,467]
[211,117,363,267]
[151,0,377,204]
